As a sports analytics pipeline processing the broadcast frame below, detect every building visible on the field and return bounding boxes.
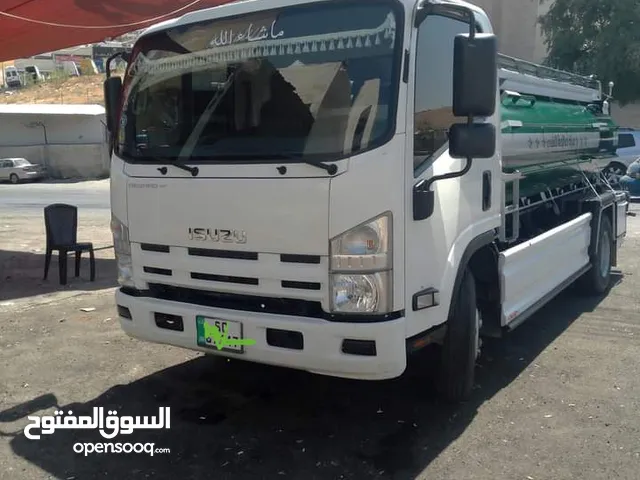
[469,0,640,128]
[469,0,549,63]
[0,104,110,179]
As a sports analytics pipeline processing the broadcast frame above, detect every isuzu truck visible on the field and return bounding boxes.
[104,0,628,402]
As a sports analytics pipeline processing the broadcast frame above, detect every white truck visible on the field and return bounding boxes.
[103,0,628,402]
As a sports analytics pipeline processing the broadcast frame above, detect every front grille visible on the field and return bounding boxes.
[188,248,258,261]
[191,272,259,285]
[143,266,172,276]
[147,283,325,318]
[280,254,321,264]
[141,243,170,253]
[134,243,328,305]
[281,280,322,291]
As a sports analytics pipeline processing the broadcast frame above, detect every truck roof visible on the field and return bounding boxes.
[137,0,491,39]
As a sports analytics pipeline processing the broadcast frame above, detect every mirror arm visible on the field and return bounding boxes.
[419,112,475,193]
[423,157,473,192]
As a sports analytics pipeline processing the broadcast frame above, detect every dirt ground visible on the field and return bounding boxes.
[1,75,105,106]
[0,190,114,304]
[1,202,640,479]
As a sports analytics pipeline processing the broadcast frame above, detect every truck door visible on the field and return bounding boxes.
[404,10,501,338]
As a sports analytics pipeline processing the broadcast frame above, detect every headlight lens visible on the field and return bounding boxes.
[330,213,391,272]
[110,214,133,287]
[329,213,392,314]
[331,272,391,314]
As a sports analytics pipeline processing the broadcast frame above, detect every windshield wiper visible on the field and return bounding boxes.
[293,158,338,175]
[154,160,199,176]
[145,152,336,176]
[166,161,199,176]
[134,152,200,176]
[258,153,338,175]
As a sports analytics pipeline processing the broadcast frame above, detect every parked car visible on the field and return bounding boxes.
[24,65,45,83]
[603,128,640,184]
[4,66,22,88]
[0,158,46,183]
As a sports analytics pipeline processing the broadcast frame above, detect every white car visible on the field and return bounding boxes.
[603,128,640,184]
[0,158,46,183]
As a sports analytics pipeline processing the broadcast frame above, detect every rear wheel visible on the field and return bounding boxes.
[437,268,481,403]
[9,173,19,184]
[578,214,613,295]
[603,162,627,186]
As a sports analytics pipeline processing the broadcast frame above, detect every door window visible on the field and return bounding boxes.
[413,14,472,173]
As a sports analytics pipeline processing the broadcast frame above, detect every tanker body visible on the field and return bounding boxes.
[496,54,623,205]
[499,53,618,168]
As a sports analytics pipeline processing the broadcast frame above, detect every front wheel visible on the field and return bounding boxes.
[9,173,19,184]
[578,214,613,295]
[437,268,481,403]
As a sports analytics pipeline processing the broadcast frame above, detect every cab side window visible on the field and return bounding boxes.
[413,14,471,172]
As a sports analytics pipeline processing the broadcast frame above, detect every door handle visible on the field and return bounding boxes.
[482,170,491,211]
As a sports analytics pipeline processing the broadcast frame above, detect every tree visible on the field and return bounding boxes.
[539,0,640,106]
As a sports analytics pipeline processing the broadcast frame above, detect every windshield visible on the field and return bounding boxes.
[13,159,29,166]
[115,0,402,164]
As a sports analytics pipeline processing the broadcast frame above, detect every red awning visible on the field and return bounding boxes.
[0,0,236,62]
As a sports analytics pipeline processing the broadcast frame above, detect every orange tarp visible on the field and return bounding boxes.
[0,0,235,62]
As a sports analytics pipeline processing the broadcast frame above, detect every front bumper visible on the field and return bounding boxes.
[115,288,408,380]
[22,171,45,181]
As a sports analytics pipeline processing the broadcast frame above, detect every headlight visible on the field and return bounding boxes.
[110,214,133,287]
[329,213,392,314]
[330,213,391,272]
[331,272,392,313]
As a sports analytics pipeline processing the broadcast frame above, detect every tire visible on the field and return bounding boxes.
[9,173,19,184]
[437,268,481,403]
[578,214,613,295]
[603,162,627,186]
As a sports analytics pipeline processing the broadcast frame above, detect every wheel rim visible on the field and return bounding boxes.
[10,175,17,184]
[604,166,625,185]
[599,229,611,278]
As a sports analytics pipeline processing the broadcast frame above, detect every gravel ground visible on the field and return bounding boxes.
[1,202,640,480]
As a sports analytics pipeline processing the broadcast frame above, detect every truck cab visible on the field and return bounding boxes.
[104,0,627,403]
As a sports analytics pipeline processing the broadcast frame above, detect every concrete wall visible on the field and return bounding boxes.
[0,144,110,179]
[0,111,106,146]
[0,110,109,179]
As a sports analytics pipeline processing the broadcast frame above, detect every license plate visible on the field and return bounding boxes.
[196,316,245,353]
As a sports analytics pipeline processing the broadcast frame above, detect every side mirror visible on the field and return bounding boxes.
[449,123,496,159]
[453,32,497,117]
[618,133,636,149]
[103,76,122,133]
